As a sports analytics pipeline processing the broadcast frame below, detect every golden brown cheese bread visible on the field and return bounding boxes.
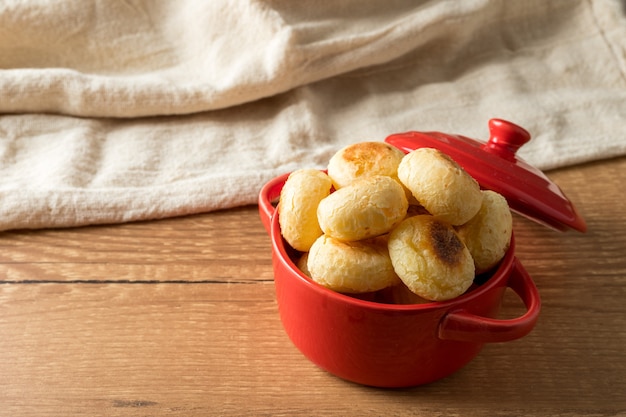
[397,148,483,226]
[456,190,513,274]
[307,234,400,293]
[327,141,406,189]
[280,142,513,304]
[388,215,475,301]
[317,175,408,241]
[278,169,333,252]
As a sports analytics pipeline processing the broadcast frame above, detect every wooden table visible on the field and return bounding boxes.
[1,156,625,417]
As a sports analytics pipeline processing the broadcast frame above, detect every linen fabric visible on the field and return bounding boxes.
[1,0,625,230]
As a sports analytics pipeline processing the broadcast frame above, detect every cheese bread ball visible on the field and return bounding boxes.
[317,175,408,241]
[307,234,400,293]
[278,169,333,252]
[388,215,475,301]
[397,148,483,225]
[456,190,513,274]
[327,141,405,189]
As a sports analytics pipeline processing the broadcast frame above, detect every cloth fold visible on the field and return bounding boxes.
[1,0,625,231]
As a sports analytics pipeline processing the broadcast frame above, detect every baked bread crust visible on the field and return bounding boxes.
[327,141,405,189]
[397,148,483,225]
[307,234,400,293]
[317,175,408,241]
[388,215,475,301]
[456,190,513,274]
[278,169,333,252]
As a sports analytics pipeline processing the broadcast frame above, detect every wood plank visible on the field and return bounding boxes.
[0,206,274,283]
[0,206,271,263]
[0,280,623,416]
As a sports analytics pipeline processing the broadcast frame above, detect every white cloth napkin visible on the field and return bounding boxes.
[1,0,625,231]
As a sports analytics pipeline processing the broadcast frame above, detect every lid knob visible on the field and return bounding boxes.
[484,119,531,157]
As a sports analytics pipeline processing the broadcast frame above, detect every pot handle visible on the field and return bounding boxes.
[438,258,541,343]
[258,173,288,236]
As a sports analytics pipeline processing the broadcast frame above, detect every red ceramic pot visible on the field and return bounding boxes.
[258,119,584,388]
[260,174,538,388]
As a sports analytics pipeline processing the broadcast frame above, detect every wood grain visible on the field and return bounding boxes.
[0,157,625,416]
[0,207,274,283]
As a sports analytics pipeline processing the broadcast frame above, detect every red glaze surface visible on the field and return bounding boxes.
[385,119,587,232]
[258,174,541,388]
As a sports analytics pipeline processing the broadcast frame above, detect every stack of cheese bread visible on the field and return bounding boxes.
[278,142,512,302]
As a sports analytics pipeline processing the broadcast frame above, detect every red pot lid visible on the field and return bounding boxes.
[385,118,587,232]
